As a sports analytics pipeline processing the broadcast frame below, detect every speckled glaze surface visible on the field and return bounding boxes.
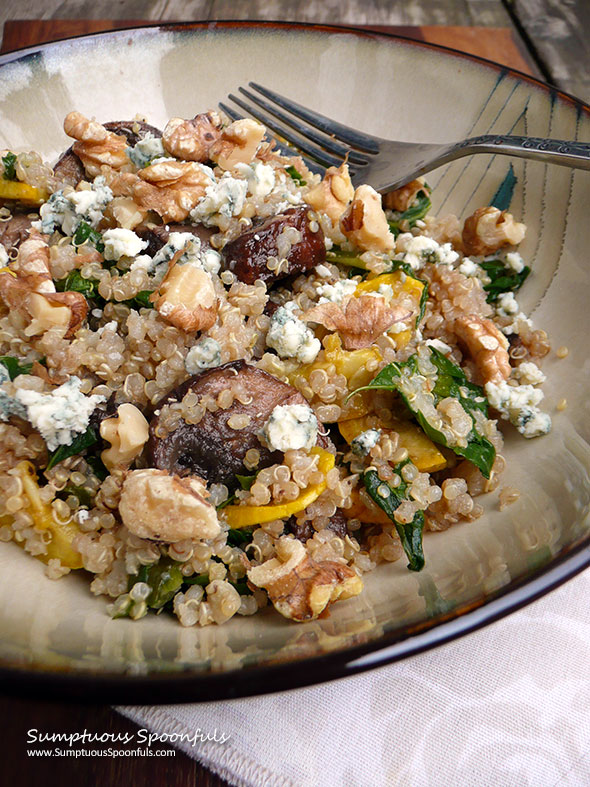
[0,22,589,703]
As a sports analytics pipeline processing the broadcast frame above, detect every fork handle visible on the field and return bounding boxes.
[453,135,590,170]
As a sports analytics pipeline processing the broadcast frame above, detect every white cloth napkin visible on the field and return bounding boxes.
[119,567,590,787]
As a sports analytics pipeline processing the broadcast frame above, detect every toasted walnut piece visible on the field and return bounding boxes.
[14,233,54,293]
[63,112,130,177]
[105,196,147,230]
[304,294,407,350]
[119,468,220,542]
[100,403,150,471]
[152,259,217,332]
[162,112,224,161]
[340,184,395,253]
[30,292,87,338]
[462,206,526,256]
[100,168,141,198]
[134,160,213,222]
[454,314,511,384]
[382,178,426,212]
[305,163,355,224]
[247,537,362,622]
[210,118,266,170]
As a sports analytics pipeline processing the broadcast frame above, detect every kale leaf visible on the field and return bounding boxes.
[363,461,425,571]
[0,355,33,379]
[55,269,100,299]
[388,187,432,237]
[478,258,531,303]
[2,152,17,181]
[72,221,105,253]
[285,165,306,186]
[350,347,495,477]
[46,426,98,471]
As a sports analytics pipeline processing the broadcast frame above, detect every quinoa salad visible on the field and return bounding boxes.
[0,110,553,626]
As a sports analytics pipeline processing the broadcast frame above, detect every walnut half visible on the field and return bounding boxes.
[119,469,220,542]
[247,536,363,621]
[462,206,526,256]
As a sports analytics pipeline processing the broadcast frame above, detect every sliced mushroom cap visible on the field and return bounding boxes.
[0,213,33,252]
[53,120,163,188]
[221,205,326,285]
[286,508,348,542]
[147,360,331,488]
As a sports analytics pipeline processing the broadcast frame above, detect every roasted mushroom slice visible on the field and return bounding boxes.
[54,120,163,188]
[286,508,349,542]
[222,205,326,285]
[0,213,33,253]
[147,360,330,489]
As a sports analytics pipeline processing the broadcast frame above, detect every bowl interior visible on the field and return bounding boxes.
[1,24,589,699]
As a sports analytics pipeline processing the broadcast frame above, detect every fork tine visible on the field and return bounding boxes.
[226,93,352,171]
[237,87,370,167]
[218,102,326,176]
[248,82,380,155]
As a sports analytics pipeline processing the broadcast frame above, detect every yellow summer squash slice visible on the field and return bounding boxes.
[223,447,335,528]
[0,178,48,206]
[355,271,425,349]
[12,461,83,569]
[338,414,447,472]
[289,334,382,421]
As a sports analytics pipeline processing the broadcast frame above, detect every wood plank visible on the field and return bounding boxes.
[511,0,590,102]
[2,696,228,787]
[1,19,539,79]
[205,0,513,26]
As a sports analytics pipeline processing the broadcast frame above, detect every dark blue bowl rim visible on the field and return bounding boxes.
[0,20,588,704]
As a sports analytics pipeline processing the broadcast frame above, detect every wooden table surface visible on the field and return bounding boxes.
[0,5,588,787]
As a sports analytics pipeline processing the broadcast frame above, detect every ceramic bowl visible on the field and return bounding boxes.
[0,22,589,703]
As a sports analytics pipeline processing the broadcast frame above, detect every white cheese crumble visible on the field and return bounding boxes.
[485,380,551,438]
[190,173,248,226]
[395,233,459,271]
[351,428,381,456]
[235,161,276,198]
[185,337,222,374]
[505,251,525,273]
[0,242,8,266]
[458,258,478,277]
[316,279,357,304]
[266,302,321,364]
[102,228,148,261]
[512,361,546,386]
[126,134,166,169]
[33,176,113,235]
[261,403,318,452]
[13,377,105,450]
[495,292,532,335]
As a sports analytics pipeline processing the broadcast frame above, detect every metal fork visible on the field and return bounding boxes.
[220,83,590,192]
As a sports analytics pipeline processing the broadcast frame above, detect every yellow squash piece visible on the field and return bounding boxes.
[288,334,382,421]
[0,178,48,206]
[223,447,335,529]
[13,461,83,569]
[339,414,447,472]
[356,271,425,349]
[346,488,392,525]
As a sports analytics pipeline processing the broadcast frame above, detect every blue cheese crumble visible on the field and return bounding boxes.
[351,428,381,456]
[0,366,27,422]
[33,176,113,235]
[316,279,357,304]
[132,232,221,281]
[261,403,318,452]
[266,302,321,364]
[190,173,248,226]
[102,228,148,261]
[126,134,166,168]
[235,161,276,198]
[485,379,551,438]
[185,337,222,374]
[395,233,459,271]
[12,377,105,450]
